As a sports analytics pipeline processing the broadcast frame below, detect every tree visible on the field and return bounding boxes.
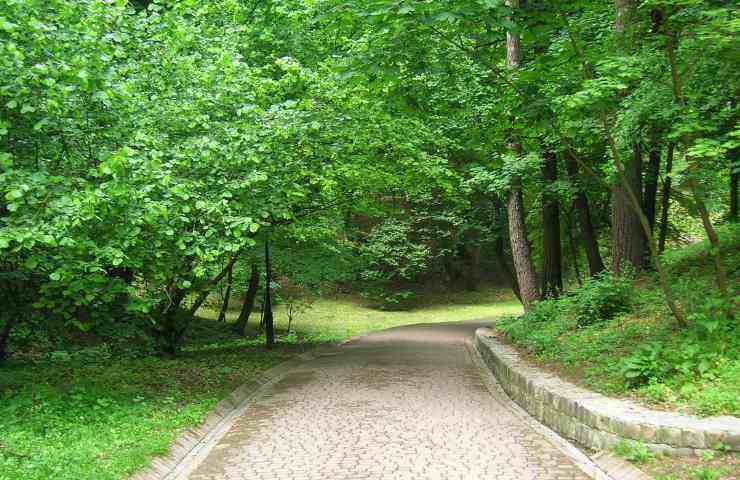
[541,151,563,298]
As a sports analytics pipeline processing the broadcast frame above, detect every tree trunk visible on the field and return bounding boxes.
[612,142,644,274]
[658,143,674,253]
[263,239,275,348]
[495,234,522,303]
[217,262,234,323]
[564,149,605,276]
[493,198,522,303]
[642,142,661,266]
[0,317,15,362]
[541,151,563,298]
[688,179,735,319]
[233,263,260,335]
[644,144,661,232]
[505,0,540,311]
[462,243,481,291]
[730,148,738,223]
[188,252,241,316]
[508,185,540,310]
[566,211,583,287]
[614,0,632,33]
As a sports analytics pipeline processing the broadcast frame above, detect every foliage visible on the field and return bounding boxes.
[359,219,434,310]
[612,440,655,464]
[498,230,739,416]
[571,272,635,327]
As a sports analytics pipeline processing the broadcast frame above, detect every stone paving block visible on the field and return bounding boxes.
[182,322,593,480]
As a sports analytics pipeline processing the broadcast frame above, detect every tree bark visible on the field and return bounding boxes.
[505,0,540,311]
[541,151,563,298]
[564,149,605,276]
[730,148,738,223]
[658,143,674,253]
[644,144,661,232]
[217,262,234,322]
[614,0,632,33]
[233,262,260,335]
[495,234,522,303]
[508,185,540,310]
[493,198,522,303]
[612,142,644,274]
[0,317,15,362]
[263,239,275,348]
[188,252,241,316]
[566,210,583,287]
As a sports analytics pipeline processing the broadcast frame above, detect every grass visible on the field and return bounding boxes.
[496,224,740,418]
[611,441,739,480]
[201,287,522,343]
[0,286,518,480]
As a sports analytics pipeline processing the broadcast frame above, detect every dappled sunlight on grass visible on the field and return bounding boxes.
[200,287,523,343]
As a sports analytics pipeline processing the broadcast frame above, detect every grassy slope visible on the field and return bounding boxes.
[495,226,740,480]
[0,288,519,480]
[497,227,739,417]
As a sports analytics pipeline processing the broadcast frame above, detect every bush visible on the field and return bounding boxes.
[572,272,634,327]
[359,219,432,310]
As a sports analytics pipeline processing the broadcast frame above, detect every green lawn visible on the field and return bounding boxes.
[0,287,518,480]
[202,287,522,342]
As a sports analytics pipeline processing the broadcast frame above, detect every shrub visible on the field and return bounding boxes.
[359,220,432,310]
[572,272,634,327]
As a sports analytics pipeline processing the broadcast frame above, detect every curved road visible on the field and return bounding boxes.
[186,321,597,480]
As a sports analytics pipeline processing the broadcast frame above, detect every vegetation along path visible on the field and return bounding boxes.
[177,321,599,480]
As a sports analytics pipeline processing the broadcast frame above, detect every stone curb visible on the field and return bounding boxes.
[465,338,615,480]
[131,342,340,480]
[475,327,740,456]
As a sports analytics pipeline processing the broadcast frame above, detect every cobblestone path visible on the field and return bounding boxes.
[187,321,595,480]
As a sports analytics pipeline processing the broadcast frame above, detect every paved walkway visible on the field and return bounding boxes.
[187,321,595,480]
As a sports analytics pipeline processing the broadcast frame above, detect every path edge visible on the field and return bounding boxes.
[465,335,616,480]
[130,342,340,480]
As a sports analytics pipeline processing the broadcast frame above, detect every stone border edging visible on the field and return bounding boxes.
[464,338,614,480]
[474,327,740,456]
[131,343,340,480]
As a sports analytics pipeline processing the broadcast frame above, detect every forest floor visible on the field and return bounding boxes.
[0,287,520,480]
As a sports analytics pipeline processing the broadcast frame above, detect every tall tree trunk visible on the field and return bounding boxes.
[730,148,738,223]
[658,143,674,253]
[644,144,661,232]
[0,317,15,362]
[614,0,632,33]
[642,142,661,267]
[217,262,234,322]
[564,149,605,276]
[263,239,275,348]
[233,263,260,335]
[505,0,540,311]
[508,185,540,310]
[541,151,563,298]
[495,234,522,303]
[612,142,644,274]
[566,210,583,287]
[462,243,481,291]
[493,198,522,303]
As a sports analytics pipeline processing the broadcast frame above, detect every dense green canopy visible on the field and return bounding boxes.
[1,0,737,356]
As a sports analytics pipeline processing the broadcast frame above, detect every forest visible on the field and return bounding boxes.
[0,0,738,479]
